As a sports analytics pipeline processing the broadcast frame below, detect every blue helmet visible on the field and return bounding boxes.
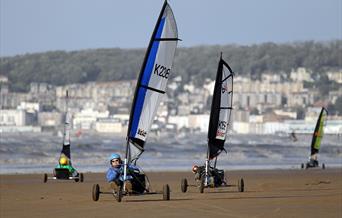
[109,153,121,161]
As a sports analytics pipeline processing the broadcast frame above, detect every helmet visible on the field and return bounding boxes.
[192,165,199,173]
[59,156,69,165]
[109,153,121,161]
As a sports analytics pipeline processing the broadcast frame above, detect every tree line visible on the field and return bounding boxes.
[1,40,341,92]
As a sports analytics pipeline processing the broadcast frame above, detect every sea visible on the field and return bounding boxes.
[0,131,341,174]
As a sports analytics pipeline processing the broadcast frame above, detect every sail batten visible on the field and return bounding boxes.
[140,84,166,94]
[222,75,233,83]
[155,38,181,41]
[220,107,233,110]
[126,1,178,163]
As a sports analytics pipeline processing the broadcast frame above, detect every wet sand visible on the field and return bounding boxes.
[1,169,341,218]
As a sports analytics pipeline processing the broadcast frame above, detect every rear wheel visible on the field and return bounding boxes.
[322,163,325,170]
[181,178,188,193]
[80,173,84,182]
[238,178,244,192]
[163,184,170,201]
[301,163,304,169]
[43,173,48,183]
[199,178,205,193]
[92,184,100,201]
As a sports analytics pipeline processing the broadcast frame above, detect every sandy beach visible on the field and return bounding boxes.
[1,169,341,218]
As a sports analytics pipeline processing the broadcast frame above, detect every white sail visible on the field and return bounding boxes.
[63,109,71,146]
[127,2,179,162]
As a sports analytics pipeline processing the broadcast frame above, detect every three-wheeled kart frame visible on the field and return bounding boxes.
[181,161,244,194]
[301,159,325,170]
[43,168,84,183]
[92,170,170,202]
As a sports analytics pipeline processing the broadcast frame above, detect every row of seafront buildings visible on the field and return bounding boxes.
[0,68,341,135]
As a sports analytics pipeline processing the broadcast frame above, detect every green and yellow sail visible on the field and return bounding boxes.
[310,107,328,155]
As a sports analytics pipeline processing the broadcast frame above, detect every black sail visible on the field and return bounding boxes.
[207,57,234,159]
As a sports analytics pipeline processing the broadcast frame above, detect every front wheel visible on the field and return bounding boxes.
[238,178,244,192]
[322,163,326,170]
[43,173,48,183]
[92,184,100,201]
[115,189,122,202]
[163,184,170,201]
[80,173,84,182]
[301,163,304,169]
[181,178,188,193]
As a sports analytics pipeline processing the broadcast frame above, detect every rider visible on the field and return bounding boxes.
[192,164,224,187]
[106,153,140,193]
[55,154,78,177]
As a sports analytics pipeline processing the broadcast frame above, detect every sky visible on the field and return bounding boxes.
[0,0,341,57]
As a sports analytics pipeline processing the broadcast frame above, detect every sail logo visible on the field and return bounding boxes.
[221,84,228,93]
[154,64,170,79]
[216,131,225,138]
[138,128,147,137]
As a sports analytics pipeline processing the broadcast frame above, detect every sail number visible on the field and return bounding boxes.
[154,64,170,79]
[218,121,227,130]
[138,128,147,137]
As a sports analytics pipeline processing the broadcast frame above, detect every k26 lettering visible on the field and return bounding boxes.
[154,64,170,79]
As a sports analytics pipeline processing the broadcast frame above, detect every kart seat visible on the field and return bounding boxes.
[54,168,70,179]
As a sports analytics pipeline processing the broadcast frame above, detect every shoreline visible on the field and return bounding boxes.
[1,164,342,175]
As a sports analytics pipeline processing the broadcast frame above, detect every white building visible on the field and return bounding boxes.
[73,109,109,130]
[0,109,26,126]
[17,102,40,113]
[326,71,342,83]
[38,112,63,126]
[188,114,210,132]
[95,118,123,133]
[168,114,210,132]
[261,73,282,82]
[168,115,189,130]
[274,110,297,119]
[232,122,250,134]
[290,68,313,82]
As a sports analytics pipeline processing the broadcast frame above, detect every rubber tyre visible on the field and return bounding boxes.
[322,163,325,170]
[181,178,188,193]
[301,163,304,169]
[92,184,100,201]
[115,189,122,202]
[43,173,48,183]
[80,173,84,182]
[238,178,244,192]
[199,180,204,193]
[163,184,170,201]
